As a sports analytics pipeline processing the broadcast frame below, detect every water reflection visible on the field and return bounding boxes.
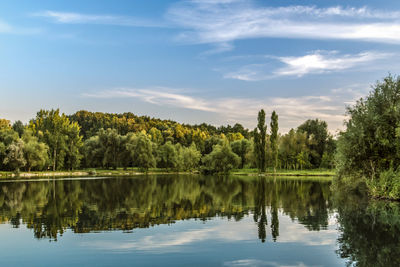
[0,175,332,242]
[1,175,398,266]
[334,191,400,266]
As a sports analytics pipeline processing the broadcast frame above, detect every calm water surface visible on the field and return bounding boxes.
[0,175,398,266]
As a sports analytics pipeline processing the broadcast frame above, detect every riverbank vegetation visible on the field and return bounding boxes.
[334,74,400,200]
[0,107,336,176]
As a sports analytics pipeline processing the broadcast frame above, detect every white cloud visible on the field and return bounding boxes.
[167,2,400,45]
[276,51,387,77]
[82,85,363,133]
[225,51,390,80]
[34,11,165,27]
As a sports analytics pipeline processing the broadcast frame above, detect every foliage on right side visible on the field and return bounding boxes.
[335,74,400,200]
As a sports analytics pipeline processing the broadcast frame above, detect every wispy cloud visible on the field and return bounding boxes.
[82,85,364,133]
[0,19,42,35]
[81,219,256,253]
[276,51,388,77]
[167,1,400,46]
[224,51,390,80]
[34,11,166,27]
[86,228,215,252]
[83,87,215,112]
[200,42,234,57]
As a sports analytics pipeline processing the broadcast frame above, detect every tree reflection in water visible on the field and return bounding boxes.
[334,190,400,267]
[0,175,333,242]
[2,175,398,265]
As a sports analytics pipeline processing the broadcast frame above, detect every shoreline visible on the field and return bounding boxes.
[0,169,335,179]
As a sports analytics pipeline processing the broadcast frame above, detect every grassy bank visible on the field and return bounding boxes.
[0,168,198,179]
[1,168,335,180]
[232,168,335,177]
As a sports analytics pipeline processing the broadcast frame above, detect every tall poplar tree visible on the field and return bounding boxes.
[270,111,279,172]
[254,109,267,172]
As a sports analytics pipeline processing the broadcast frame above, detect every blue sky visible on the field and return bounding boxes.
[1,0,400,132]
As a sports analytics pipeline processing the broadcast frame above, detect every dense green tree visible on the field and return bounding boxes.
[231,139,252,168]
[270,111,279,172]
[128,133,156,171]
[148,127,164,145]
[231,123,250,138]
[177,143,201,171]
[97,128,125,169]
[119,135,132,170]
[226,132,244,142]
[0,123,19,170]
[22,130,49,172]
[0,119,11,130]
[296,151,310,170]
[0,142,5,167]
[254,109,267,172]
[203,136,223,155]
[68,110,244,146]
[336,75,400,179]
[3,139,26,172]
[64,122,83,170]
[12,120,25,137]
[157,141,179,170]
[202,140,240,174]
[298,119,329,168]
[279,129,309,170]
[320,136,336,169]
[320,151,334,169]
[335,75,400,198]
[82,136,103,168]
[29,109,82,171]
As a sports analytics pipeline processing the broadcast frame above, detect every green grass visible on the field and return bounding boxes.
[231,174,333,182]
[0,167,197,179]
[0,167,335,180]
[232,168,335,177]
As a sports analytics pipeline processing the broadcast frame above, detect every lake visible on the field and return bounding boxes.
[0,175,398,266]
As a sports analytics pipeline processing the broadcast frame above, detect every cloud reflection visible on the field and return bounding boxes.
[81,212,338,254]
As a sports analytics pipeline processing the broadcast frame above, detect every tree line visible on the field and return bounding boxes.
[0,108,335,174]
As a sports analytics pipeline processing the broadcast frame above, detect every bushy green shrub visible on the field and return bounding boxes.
[201,141,240,174]
[367,169,400,200]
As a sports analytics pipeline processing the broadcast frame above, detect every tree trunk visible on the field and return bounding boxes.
[53,147,57,172]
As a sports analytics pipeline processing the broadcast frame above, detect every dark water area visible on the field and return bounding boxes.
[0,175,398,266]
